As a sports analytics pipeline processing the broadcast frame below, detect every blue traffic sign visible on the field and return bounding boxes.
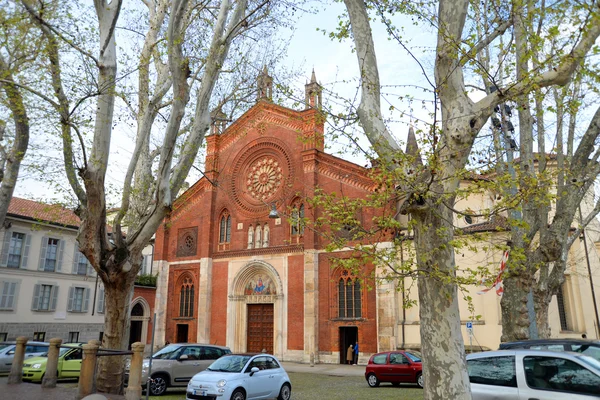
[466,322,473,329]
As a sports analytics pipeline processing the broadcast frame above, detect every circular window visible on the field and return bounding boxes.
[465,215,473,224]
[230,139,294,216]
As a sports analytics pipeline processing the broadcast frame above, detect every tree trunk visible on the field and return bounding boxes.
[500,274,531,342]
[533,289,552,339]
[96,268,137,393]
[0,55,30,228]
[414,204,471,400]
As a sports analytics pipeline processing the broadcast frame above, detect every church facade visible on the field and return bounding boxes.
[152,71,600,364]
[153,72,383,364]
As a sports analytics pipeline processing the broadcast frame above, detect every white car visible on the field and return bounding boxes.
[186,353,291,400]
[467,349,600,399]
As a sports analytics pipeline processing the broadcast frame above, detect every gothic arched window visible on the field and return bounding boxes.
[179,276,194,318]
[291,203,305,235]
[338,270,362,319]
[219,211,231,243]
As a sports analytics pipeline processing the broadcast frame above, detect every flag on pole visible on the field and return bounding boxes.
[477,250,509,296]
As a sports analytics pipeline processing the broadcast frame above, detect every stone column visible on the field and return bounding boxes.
[125,342,146,400]
[42,338,63,388]
[77,341,99,399]
[7,336,27,384]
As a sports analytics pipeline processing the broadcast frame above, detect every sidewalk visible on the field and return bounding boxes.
[281,361,365,377]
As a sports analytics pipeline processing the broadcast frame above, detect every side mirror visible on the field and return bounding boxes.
[250,366,260,376]
[179,354,189,361]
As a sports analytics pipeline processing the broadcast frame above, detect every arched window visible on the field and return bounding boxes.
[338,270,362,319]
[291,203,305,235]
[179,276,194,318]
[219,211,231,243]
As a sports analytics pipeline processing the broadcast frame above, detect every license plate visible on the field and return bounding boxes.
[193,389,208,396]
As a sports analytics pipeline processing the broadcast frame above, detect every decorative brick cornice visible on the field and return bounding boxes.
[171,182,212,222]
[216,102,310,154]
[302,150,375,191]
[212,244,304,259]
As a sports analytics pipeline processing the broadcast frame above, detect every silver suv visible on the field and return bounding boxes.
[128,343,231,396]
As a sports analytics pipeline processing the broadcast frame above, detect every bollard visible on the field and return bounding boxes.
[88,339,102,393]
[310,352,315,367]
[42,338,63,388]
[78,342,99,399]
[125,342,146,400]
[7,336,28,384]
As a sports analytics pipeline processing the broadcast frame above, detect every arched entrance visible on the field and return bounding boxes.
[229,261,284,356]
[129,298,150,348]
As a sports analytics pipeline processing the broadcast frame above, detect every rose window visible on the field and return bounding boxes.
[247,157,283,200]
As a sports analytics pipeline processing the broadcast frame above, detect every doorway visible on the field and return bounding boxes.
[339,326,358,364]
[176,324,189,343]
[247,304,274,353]
[129,321,143,348]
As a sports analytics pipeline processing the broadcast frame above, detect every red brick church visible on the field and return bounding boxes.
[153,69,399,364]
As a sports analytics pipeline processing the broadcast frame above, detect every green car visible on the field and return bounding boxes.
[22,343,83,382]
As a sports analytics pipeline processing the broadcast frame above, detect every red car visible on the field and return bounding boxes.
[365,350,423,388]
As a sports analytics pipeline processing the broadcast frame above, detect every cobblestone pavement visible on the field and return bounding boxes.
[0,377,126,400]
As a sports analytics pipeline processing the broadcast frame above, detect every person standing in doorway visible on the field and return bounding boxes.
[353,341,359,365]
[346,344,353,365]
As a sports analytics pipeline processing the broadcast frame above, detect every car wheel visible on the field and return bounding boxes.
[416,372,424,388]
[367,373,380,387]
[277,383,291,400]
[149,374,168,396]
[231,389,246,400]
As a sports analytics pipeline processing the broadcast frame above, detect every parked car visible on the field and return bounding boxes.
[0,341,48,374]
[499,338,600,362]
[467,350,600,399]
[21,343,84,382]
[364,350,423,388]
[186,353,291,400]
[127,343,231,396]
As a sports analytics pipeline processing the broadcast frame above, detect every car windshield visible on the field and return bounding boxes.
[58,347,77,357]
[576,354,600,372]
[206,355,251,373]
[151,344,181,360]
[0,344,12,352]
[405,351,422,362]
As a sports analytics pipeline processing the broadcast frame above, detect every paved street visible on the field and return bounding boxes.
[0,362,423,400]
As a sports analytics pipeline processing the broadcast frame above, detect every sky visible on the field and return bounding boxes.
[13,1,438,205]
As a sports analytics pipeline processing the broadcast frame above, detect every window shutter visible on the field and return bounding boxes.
[0,229,12,267]
[38,237,48,271]
[87,261,93,276]
[31,284,41,311]
[72,243,79,274]
[21,234,31,268]
[56,240,65,272]
[67,286,74,312]
[6,282,17,309]
[50,286,58,311]
[0,282,8,309]
[97,288,105,313]
[83,288,90,312]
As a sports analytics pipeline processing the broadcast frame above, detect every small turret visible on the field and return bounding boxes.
[210,108,228,135]
[305,69,322,109]
[405,126,422,166]
[257,65,273,102]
